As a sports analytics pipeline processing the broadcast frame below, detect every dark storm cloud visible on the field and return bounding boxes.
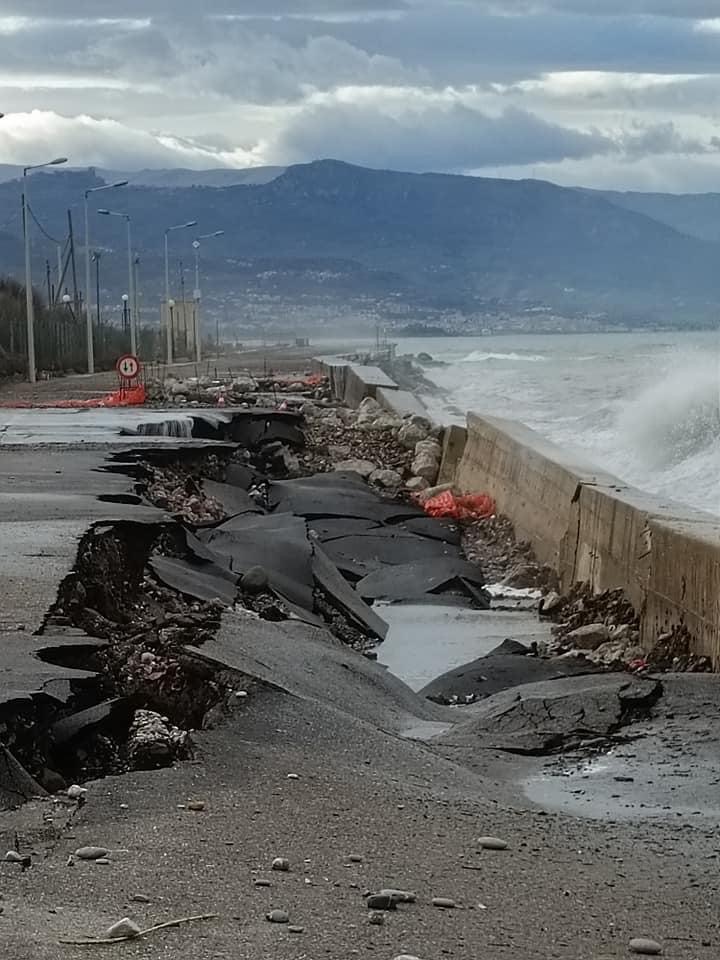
[1,0,719,188]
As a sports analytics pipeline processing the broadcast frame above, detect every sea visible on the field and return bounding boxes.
[392,331,720,517]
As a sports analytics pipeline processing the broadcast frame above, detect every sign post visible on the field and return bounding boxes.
[116,353,141,400]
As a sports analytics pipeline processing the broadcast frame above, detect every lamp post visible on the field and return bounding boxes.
[192,230,224,364]
[163,220,197,365]
[167,298,176,364]
[84,179,127,374]
[97,208,136,355]
[23,156,67,382]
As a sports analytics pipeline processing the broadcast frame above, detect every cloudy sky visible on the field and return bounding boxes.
[0,1,719,191]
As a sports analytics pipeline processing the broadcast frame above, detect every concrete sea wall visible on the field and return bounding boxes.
[449,413,720,665]
[315,355,720,664]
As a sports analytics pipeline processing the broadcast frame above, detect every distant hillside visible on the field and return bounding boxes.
[0,160,718,322]
[0,164,285,188]
[585,188,720,245]
[99,166,285,189]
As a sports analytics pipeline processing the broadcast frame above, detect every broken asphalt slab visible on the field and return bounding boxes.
[185,608,447,735]
[356,557,488,603]
[440,673,662,755]
[419,648,601,703]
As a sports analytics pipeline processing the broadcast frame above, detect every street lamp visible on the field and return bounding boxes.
[192,230,224,364]
[97,208,136,355]
[84,179,127,373]
[163,221,197,364]
[23,156,67,383]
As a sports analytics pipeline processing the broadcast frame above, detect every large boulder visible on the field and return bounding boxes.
[356,397,382,423]
[406,476,430,494]
[566,622,611,651]
[411,449,440,484]
[398,420,429,449]
[414,438,442,460]
[333,459,376,479]
[369,468,403,489]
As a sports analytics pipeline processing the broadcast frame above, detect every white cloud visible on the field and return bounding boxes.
[0,110,262,169]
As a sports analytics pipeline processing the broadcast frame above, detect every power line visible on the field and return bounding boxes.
[27,203,63,246]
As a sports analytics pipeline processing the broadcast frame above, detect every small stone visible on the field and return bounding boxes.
[368,911,385,925]
[266,910,289,924]
[106,918,141,939]
[366,894,396,911]
[406,476,430,494]
[566,622,611,651]
[272,857,290,872]
[478,836,508,851]
[348,854,363,863]
[241,566,269,593]
[432,897,456,909]
[288,926,304,934]
[379,888,416,903]
[254,879,272,888]
[94,858,111,865]
[74,847,109,861]
[539,590,562,614]
[4,851,23,863]
[393,956,423,960]
[0,905,4,915]
[130,894,151,903]
[287,773,300,780]
[629,939,663,956]
[188,801,205,812]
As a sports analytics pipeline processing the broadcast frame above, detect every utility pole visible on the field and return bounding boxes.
[84,179,127,373]
[23,156,68,382]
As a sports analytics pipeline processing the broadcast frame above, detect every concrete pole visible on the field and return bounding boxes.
[22,172,36,383]
[84,192,94,374]
[194,244,201,364]
[164,230,172,365]
[127,217,136,356]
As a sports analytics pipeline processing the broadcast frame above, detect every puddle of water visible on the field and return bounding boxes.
[524,749,720,821]
[377,602,550,691]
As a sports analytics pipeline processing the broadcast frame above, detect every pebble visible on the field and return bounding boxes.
[288,926,304,934]
[94,858,111,865]
[432,897,456,909]
[393,956,423,960]
[629,939,663,955]
[74,847,109,861]
[287,773,300,780]
[106,918,141,939]
[379,888,416,903]
[3,851,23,863]
[266,910,289,924]
[254,879,272,888]
[366,894,397,911]
[130,894,151,903]
[478,836,509,851]
[67,785,87,801]
[368,911,385,926]
[272,857,290,872]
[188,801,206,812]
[348,854,363,863]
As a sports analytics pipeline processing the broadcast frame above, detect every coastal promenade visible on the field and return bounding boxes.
[0,366,717,958]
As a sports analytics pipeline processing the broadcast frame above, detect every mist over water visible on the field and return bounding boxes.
[398,331,720,516]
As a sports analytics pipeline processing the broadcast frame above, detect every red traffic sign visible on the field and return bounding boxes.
[116,354,141,380]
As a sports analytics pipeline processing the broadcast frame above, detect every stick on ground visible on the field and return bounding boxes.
[59,913,218,946]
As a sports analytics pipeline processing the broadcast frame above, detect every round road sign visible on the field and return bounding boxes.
[116,354,141,380]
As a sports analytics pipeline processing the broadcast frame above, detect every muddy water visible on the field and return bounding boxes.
[377,602,550,691]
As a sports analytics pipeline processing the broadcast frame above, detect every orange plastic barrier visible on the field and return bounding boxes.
[0,385,147,410]
[422,491,496,521]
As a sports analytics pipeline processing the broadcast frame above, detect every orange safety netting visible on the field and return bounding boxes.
[0,385,147,410]
[422,491,496,521]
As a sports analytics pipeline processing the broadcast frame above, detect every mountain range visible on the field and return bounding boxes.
[0,159,718,329]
